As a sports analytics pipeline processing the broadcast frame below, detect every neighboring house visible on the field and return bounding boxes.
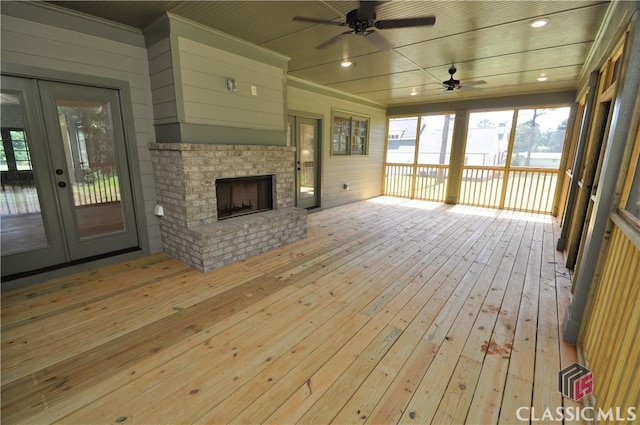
[462,127,506,166]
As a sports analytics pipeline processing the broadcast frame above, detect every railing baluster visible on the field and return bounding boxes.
[482,169,489,207]
[511,171,522,211]
[519,171,527,212]
[542,172,551,213]
[532,171,541,213]
[470,169,477,206]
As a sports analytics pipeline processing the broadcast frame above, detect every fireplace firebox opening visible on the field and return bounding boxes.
[216,175,274,220]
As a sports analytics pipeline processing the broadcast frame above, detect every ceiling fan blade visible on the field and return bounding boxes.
[375,16,436,29]
[459,85,485,91]
[462,80,488,86]
[363,30,392,50]
[293,16,344,26]
[315,30,353,49]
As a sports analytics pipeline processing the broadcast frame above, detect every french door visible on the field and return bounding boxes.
[1,76,139,278]
[289,116,320,209]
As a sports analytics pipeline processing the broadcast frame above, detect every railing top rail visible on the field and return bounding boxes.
[461,165,559,173]
[386,163,449,168]
[507,167,560,173]
[415,164,449,169]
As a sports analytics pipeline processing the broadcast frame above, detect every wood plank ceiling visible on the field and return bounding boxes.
[50,1,610,106]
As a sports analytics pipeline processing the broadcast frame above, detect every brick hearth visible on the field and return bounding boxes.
[149,143,307,271]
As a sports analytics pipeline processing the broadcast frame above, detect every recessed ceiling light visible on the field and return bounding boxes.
[410,91,418,96]
[340,60,352,68]
[529,18,549,28]
[537,73,548,82]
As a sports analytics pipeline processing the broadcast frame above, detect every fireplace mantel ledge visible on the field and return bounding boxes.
[149,143,296,152]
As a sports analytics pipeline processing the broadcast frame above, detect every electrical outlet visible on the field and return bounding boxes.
[251,85,257,96]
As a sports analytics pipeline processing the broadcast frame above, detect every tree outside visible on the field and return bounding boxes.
[512,108,570,167]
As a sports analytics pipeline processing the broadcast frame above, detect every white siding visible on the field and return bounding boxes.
[287,84,387,209]
[177,37,285,131]
[1,13,161,252]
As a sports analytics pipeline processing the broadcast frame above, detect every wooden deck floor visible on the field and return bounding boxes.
[1,197,583,424]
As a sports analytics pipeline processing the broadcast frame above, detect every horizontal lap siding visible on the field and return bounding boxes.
[177,37,285,131]
[1,13,161,252]
[147,38,178,125]
[287,85,386,209]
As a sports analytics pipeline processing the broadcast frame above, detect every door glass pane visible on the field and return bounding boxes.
[511,107,571,168]
[299,123,316,201]
[56,99,125,238]
[0,92,49,254]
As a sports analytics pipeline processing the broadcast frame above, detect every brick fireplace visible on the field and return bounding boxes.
[149,143,307,271]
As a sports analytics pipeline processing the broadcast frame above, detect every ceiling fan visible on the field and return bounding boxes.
[442,65,487,91]
[293,1,436,49]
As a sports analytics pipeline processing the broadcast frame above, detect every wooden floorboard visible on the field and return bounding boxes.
[1,197,583,424]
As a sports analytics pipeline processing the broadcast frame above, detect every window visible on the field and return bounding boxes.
[351,118,368,155]
[1,128,33,171]
[332,111,369,155]
[332,115,350,155]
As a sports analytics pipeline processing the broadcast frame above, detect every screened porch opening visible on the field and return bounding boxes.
[383,107,572,215]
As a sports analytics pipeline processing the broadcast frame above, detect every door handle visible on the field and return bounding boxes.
[57,181,67,188]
